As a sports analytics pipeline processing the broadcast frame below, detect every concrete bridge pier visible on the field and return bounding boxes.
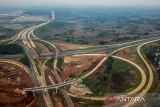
[55,87,59,93]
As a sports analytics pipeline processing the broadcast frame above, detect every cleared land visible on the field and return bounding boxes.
[55,43,90,51]
[0,63,36,107]
[61,55,104,80]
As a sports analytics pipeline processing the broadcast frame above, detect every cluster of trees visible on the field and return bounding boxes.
[54,30,74,37]
[82,57,114,96]
[98,57,114,82]
[97,29,117,37]
[0,44,23,55]
[20,56,30,67]
[83,27,95,32]
[145,46,160,65]
[113,36,139,42]
[0,26,16,39]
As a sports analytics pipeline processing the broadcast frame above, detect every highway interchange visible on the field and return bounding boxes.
[9,14,75,107]
[0,12,160,107]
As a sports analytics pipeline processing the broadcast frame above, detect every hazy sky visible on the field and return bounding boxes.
[1,0,160,7]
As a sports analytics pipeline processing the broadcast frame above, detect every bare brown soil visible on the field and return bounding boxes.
[61,55,103,80]
[0,63,37,107]
[44,68,66,107]
[55,43,90,51]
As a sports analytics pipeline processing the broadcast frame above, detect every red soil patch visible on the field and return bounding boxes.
[0,63,36,107]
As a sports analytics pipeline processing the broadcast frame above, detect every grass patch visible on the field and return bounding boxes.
[72,97,105,107]
[82,57,141,96]
[46,56,64,72]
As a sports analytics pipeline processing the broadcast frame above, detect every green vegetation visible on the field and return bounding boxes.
[47,21,75,29]
[35,20,75,38]
[19,55,30,67]
[83,57,140,96]
[80,101,105,107]
[0,44,23,55]
[35,8,160,45]
[0,26,17,40]
[97,29,117,37]
[46,57,54,69]
[142,45,159,92]
[57,56,64,71]
[72,97,105,107]
[144,45,160,65]
[128,24,139,35]
[77,61,100,78]
[46,56,64,72]
[0,44,30,67]
[34,40,55,53]
[96,57,114,84]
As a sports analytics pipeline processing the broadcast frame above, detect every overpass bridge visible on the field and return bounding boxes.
[23,79,78,92]
[1,37,159,59]
[0,54,24,59]
[40,36,160,57]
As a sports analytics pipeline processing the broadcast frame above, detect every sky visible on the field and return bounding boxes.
[1,0,160,8]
